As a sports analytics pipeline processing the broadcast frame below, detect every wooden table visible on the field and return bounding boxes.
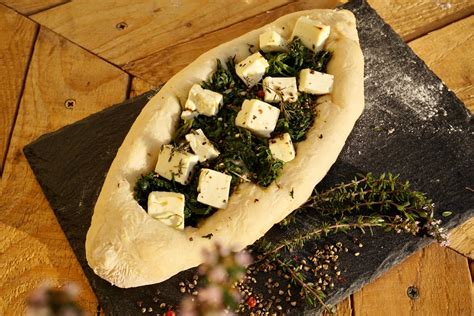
[0,0,473,314]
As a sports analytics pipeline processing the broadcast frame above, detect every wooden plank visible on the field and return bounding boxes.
[409,16,474,260]
[323,298,352,316]
[368,0,474,41]
[0,27,128,315]
[122,0,473,85]
[0,0,68,15]
[0,4,37,174]
[409,15,474,113]
[449,217,474,259]
[352,243,473,315]
[336,298,352,315]
[31,0,294,67]
[29,0,473,85]
[124,0,343,85]
[129,77,155,98]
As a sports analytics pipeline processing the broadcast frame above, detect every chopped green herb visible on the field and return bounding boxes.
[134,38,333,226]
[265,37,332,77]
[134,171,212,225]
[201,57,259,105]
[276,93,315,142]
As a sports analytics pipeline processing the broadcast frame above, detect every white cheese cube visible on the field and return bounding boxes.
[291,16,330,52]
[235,52,269,87]
[263,77,298,103]
[148,192,185,230]
[155,144,199,185]
[269,133,295,162]
[185,129,220,162]
[197,169,232,209]
[298,68,334,95]
[259,31,287,53]
[235,99,280,138]
[181,110,198,121]
[184,84,223,116]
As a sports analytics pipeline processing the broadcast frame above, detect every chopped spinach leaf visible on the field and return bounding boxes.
[201,57,258,105]
[134,171,213,225]
[134,38,332,226]
[265,37,332,77]
[253,145,284,187]
[276,93,316,142]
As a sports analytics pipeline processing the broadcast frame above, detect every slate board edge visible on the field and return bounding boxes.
[24,90,158,152]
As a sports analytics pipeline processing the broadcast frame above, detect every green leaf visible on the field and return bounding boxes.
[442,211,453,217]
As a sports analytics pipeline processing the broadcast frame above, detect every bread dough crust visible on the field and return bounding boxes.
[85,9,364,288]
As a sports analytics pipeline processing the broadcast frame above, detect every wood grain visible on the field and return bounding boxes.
[0,0,68,15]
[29,0,473,85]
[124,0,342,85]
[449,217,474,259]
[129,77,155,98]
[0,27,128,315]
[336,298,352,315]
[31,0,294,67]
[123,0,474,85]
[352,243,473,315]
[0,4,37,174]
[0,1,472,315]
[409,15,474,113]
[368,0,474,41]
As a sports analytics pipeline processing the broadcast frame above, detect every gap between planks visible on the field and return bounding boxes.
[0,25,129,315]
[0,4,39,176]
[1,28,39,176]
[0,0,71,16]
[406,10,474,43]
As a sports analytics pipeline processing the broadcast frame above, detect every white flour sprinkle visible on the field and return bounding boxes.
[436,1,453,10]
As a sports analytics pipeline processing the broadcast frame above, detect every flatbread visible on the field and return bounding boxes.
[86,9,364,288]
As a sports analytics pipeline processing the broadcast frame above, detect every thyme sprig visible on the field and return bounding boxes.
[250,172,447,310]
[301,173,446,241]
[254,217,391,265]
[275,257,330,310]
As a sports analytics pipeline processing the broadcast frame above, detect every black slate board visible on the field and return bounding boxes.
[24,0,473,315]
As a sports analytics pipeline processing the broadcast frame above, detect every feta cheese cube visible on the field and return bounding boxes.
[298,68,334,95]
[291,16,330,52]
[181,109,198,121]
[269,133,295,162]
[185,129,220,162]
[235,52,269,87]
[197,169,232,209]
[235,99,280,138]
[148,192,185,230]
[184,84,223,116]
[155,144,199,185]
[259,31,287,53]
[263,77,298,103]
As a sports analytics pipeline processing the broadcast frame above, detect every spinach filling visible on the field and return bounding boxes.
[134,38,332,226]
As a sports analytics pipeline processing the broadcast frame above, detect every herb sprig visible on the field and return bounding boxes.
[250,173,447,310]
